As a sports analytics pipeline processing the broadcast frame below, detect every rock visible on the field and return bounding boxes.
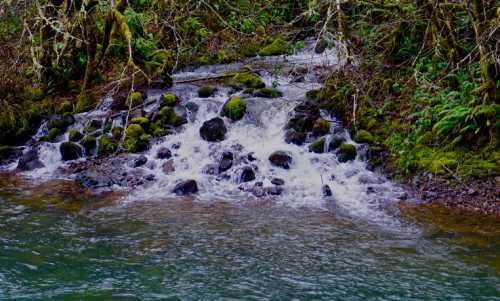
[265,186,283,195]
[60,142,82,161]
[156,147,172,159]
[221,96,247,121]
[0,146,21,165]
[48,115,75,132]
[285,130,306,145]
[269,151,293,169]
[312,118,330,136]
[322,184,332,197]
[328,135,345,151]
[271,178,285,186]
[232,72,265,89]
[314,39,328,54]
[17,148,44,170]
[198,86,216,98]
[123,124,151,153]
[161,93,179,107]
[132,155,148,167]
[239,166,256,183]
[162,159,175,174]
[131,116,150,131]
[202,164,218,175]
[69,129,83,142]
[255,87,283,98]
[354,130,374,144]
[98,135,118,155]
[127,91,143,107]
[247,152,257,162]
[218,151,233,173]
[338,143,357,162]
[185,102,199,113]
[259,38,291,56]
[309,138,326,153]
[144,174,156,181]
[172,180,198,195]
[80,135,97,154]
[155,106,187,128]
[200,118,227,142]
[111,127,123,140]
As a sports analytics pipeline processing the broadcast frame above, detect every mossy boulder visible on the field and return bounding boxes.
[40,128,62,142]
[312,118,330,136]
[98,135,118,155]
[354,130,374,144]
[48,115,75,132]
[338,143,357,162]
[127,91,143,107]
[130,117,150,131]
[259,38,291,56]
[221,96,247,121]
[75,93,96,113]
[60,142,82,161]
[255,88,283,98]
[198,86,216,98]
[232,73,265,89]
[123,124,151,153]
[69,129,83,142]
[56,101,73,115]
[328,135,345,151]
[157,106,187,127]
[111,127,123,140]
[309,138,326,153]
[80,135,97,155]
[161,93,179,107]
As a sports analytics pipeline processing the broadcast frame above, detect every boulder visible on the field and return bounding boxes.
[162,159,175,174]
[269,151,293,169]
[255,87,283,98]
[69,129,83,142]
[284,130,306,145]
[309,138,326,153]
[218,151,233,173]
[259,38,291,56]
[60,142,82,161]
[98,135,118,155]
[328,135,345,151]
[221,96,247,121]
[161,93,179,107]
[123,124,150,153]
[271,178,285,186]
[198,86,216,98]
[200,118,227,142]
[232,72,265,89]
[239,166,256,183]
[354,130,374,144]
[132,155,148,167]
[80,135,97,154]
[338,143,357,162]
[172,180,198,195]
[17,148,44,170]
[312,118,330,136]
[156,147,172,159]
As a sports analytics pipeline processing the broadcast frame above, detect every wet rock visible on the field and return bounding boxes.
[240,166,256,183]
[172,180,198,195]
[314,39,328,54]
[200,117,227,142]
[123,124,150,153]
[203,164,218,175]
[247,152,257,162]
[144,174,156,181]
[328,135,345,151]
[198,86,216,98]
[156,147,172,159]
[254,87,283,98]
[309,138,326,153]
[354,130,374,144]
[48,115,75,132]
[60,142,82,161]
[285,130,306,145]
[338,143,357,162]
[0,146,22,165]
[132,155,148,167]
[312,118,330,136]
[69,129,83,142]
[17,148,44,170]
[265,186,283,195]
[173,105,188,120]
[162,159,175,174]
[185,102,199,113]
[161,93,179,107]
[80,136,97,155]
[218,152,233,173]
[221,96,247,121]
[232,72,265,89]
[322,184,332,197]
[269,151,293,169]
[271,178,285,186]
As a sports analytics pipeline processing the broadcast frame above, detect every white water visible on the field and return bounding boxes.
[7,44,406,221]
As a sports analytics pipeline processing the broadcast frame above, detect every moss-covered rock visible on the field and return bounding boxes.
[338,143,357,162]
[198,86,216,98]
[60,142,82,161]
[312,118,330,136]
[75,93,96,113]
[98,135,118,155]
[123,124,151,153]
[56,101,73,115]
[41,128,61,142]
[328,135,345,151]
[130,116,150,130]
[111,127,123,140]
[255,87,283,98]
[127,91,143,108]
[221,96,247,121]
[309,138,326,153]
[232,73,265,89]
[161,93,178,107]
[157,106,187,127]
[80,135,97,154]
[259,38,291,56]
[354,130,374,144]
[69,129,83,142]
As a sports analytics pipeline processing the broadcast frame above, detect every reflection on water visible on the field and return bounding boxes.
[0,177,499,300]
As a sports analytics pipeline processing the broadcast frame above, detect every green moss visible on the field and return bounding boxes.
[83,126,97,134]
[157,106,187,127]
[57,101,73,115]
[46,128,61,142]
[127,91,143,107]
[69,129,83,142]
[259,38,291,56]
[111,127,123,140]
[198,86,216,98]
[131,117,150,129]
[309,138,326,153]
[75,93,96,113]
[98,135,117,155]
[328,136,345,151]
[123,124,150,153]
[338,143,357,162]
[416,131,435,146]
[312,118,330,136]
[232,73,265,89]
[222,96,247,121]
[354,130,374,144]
[241,43,259,57]
[80,136,96,154]
[162,93,178,107]
[255,87,282,98]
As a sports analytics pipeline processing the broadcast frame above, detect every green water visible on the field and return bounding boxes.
[0,180,499,300]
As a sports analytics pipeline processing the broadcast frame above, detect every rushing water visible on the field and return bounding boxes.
[1,44,499,300]
[0,179,499,300]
